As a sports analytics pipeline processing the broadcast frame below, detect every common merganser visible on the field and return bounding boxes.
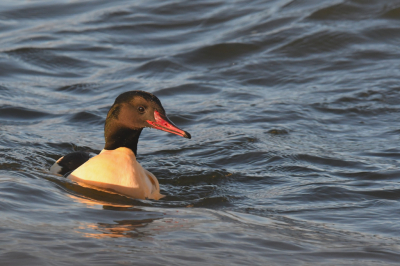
[50,91,191,200]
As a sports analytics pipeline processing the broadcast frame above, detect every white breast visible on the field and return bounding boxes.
[67,147,164,200]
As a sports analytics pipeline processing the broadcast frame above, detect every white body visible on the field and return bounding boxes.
[67,147,164,200]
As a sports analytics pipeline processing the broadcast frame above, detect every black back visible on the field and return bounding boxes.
[56,151,90,176]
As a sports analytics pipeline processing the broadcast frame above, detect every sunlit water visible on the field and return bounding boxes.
[1,0,400,265]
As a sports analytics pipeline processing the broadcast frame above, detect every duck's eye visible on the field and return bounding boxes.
[138,106,145,113]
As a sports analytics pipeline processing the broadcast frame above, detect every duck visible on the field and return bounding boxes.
[50,90,191,200]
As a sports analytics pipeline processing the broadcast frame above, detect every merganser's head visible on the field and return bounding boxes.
[104,91,191,154]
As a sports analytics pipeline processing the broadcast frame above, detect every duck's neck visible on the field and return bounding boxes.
[104,127,143,156]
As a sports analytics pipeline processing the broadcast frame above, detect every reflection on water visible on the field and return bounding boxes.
[69,194,162,239]
[78,218,156,240]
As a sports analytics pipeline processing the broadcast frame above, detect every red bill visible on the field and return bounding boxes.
[147,110,191,139]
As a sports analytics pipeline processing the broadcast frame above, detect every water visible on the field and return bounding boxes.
[1,0,400,265]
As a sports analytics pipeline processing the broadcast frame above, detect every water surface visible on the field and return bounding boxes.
[1,0,400,265]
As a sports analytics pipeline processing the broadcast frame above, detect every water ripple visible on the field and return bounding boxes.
[1,0,400,265]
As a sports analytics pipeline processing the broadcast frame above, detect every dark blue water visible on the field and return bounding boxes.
[1,0,400,265]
